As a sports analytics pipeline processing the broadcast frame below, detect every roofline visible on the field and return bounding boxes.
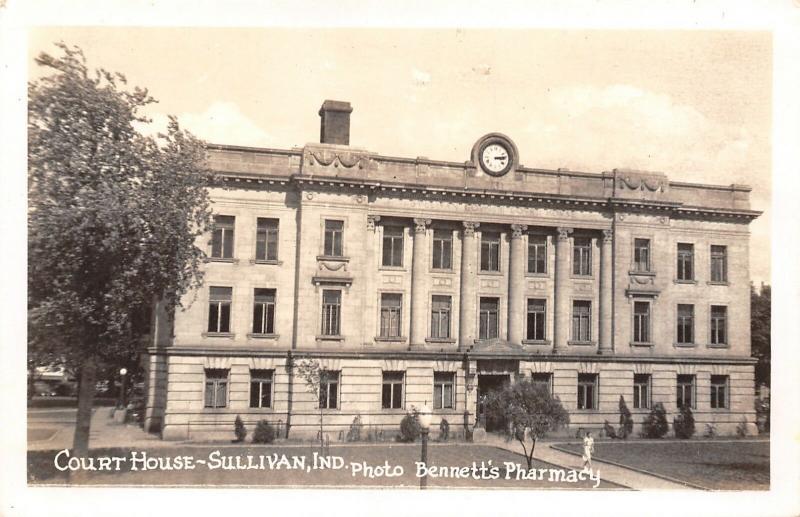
[204,142,756,193]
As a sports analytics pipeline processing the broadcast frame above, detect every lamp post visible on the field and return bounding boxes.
[117,367,128,409]
[418,403,432,490]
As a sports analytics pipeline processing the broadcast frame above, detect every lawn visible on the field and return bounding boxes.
[28,444,623,489]
[555,440,769,490]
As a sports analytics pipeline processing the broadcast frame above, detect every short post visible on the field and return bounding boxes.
[418,403,432,490]
[117,367,128,409]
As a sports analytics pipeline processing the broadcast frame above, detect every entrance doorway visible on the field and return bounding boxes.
[476,374,510,432]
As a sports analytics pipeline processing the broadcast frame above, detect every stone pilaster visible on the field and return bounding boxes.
[410,218,431,346]
[507,224,527,344]
[553,227,573,353]
[598,228,614,354]
[458,221,480,350]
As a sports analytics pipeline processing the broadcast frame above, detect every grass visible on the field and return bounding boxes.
[28,444,623,489]
[556,439,769,490]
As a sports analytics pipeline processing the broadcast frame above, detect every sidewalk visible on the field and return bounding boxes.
[481,433,692,490]
[28,407,173,451]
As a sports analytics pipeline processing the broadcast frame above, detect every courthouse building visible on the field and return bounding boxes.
[144,100,761,440]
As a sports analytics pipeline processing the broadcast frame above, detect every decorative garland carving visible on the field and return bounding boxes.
[617,175,665,192]
[308,150,369,170]
[602,229,614,243]
[319,261,348,272]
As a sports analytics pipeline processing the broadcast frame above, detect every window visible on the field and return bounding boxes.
[526,298,546,341]
[323,220,344,257]
[382,226,404,267]
[528,235,547,274]
[479,297,499,340]
[710,375,729,409]
[577,373,598,410]
[382,371,404,409]
[677,304,694,344]
[379,293,402,338]
[677,243,694,281]
[433,372,454,410]
[571,300,591,342]
[321,290,341,336]
[480,232,500,272]
[211,215,235,259]
[634,238,651,272]
[249,369,273,409]
[677,374,695,409]
[633,301,651,343]
[252,288,276,334]
[710,245,727,283]
[430,295,451,339]
[532,373,553,395]
[633,374,651,409]
[204,369,228,408]
[255,218,279,261]
[319,371,339,409]
[207,287,232,334]
[710,305,728,345]
[432,229,452,270]
[573,237,592,276]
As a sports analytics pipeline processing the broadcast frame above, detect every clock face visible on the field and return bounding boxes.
[480,143,511,175]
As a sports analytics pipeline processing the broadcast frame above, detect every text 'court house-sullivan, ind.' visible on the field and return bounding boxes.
[143,100,761,441]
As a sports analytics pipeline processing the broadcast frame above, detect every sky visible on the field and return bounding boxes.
[29,28,772,284]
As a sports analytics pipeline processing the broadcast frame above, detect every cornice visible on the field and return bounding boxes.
[146,346,757,365]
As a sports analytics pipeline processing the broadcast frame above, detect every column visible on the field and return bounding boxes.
[458,221,480,350]
[598,228,614,354]
[553,227,572,353]
[365,215,380,346]
[410,218,431,346]
[507,224,527,344]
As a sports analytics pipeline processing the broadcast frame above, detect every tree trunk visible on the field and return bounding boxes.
[72,359,97,465]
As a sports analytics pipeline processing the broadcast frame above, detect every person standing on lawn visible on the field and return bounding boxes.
[582,431,595,471]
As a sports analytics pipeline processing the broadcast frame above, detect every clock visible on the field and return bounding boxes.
[480,143,511,175]
[472,133,518,177]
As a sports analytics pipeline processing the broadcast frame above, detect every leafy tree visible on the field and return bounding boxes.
[296,358,330,449]
[484,380,570,469]
[28,43,215,459]
[751,284,771,387]
[618,395,633,439]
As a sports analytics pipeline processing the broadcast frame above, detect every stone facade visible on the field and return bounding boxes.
[144,101,761,441]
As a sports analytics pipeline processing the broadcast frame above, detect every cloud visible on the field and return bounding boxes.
[524,85,763,189]
[522,84,770,284]
[135,102,273,147]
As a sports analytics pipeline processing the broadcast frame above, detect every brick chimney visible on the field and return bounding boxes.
[319,100,352,145]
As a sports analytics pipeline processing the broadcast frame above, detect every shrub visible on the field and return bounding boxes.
[346,415,363,442]
[398,412,421,443]
[603,420,617,439]
[439,418,450,442]
[253,420,276,444]
[704,422,717,438]
[641,402,669,438]
[233,415,247,443]
[618,396,633,439]
[736,417,749,437]
[673,405,695,439]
